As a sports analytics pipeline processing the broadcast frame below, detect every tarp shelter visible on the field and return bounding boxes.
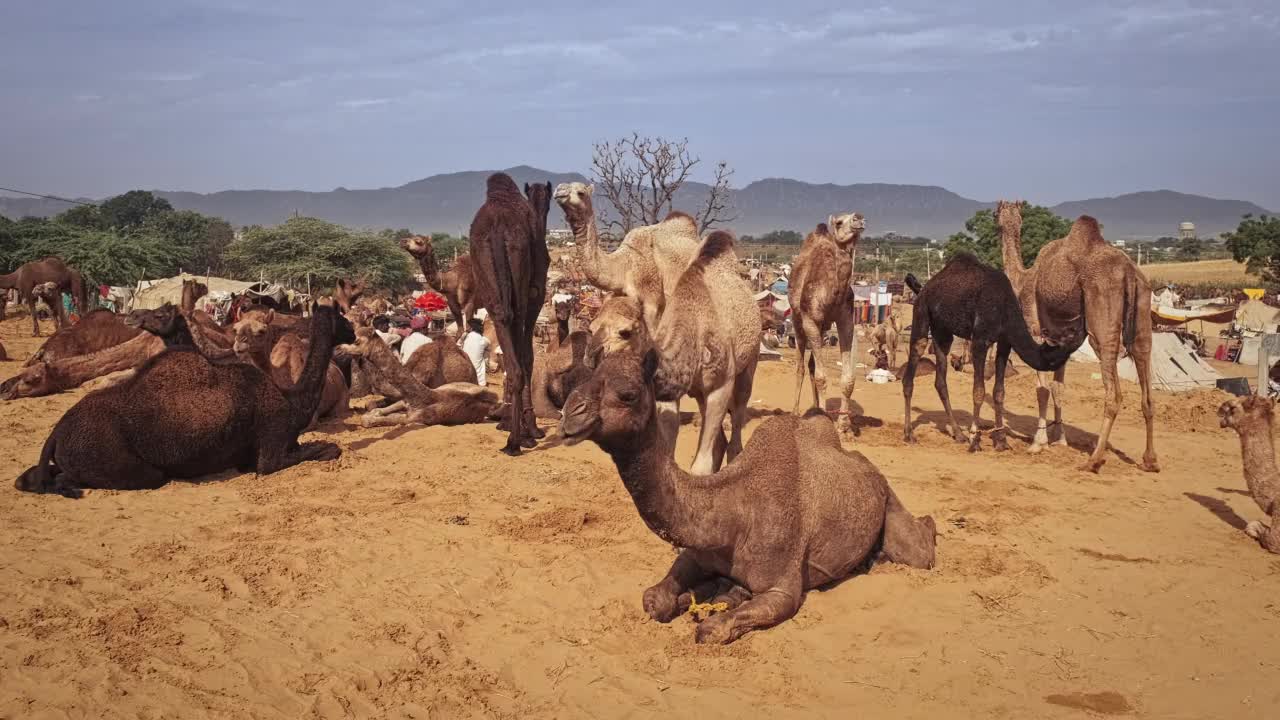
[1117,332,1222,392]
[755,290,790,314]
[131,274,259,311]
[1235,299,1280,333]
[769,277,789,294]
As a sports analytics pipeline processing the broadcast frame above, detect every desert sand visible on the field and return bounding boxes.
[2,316,1279,719]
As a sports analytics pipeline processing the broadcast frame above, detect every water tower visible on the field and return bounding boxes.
[1179,221,1196,240]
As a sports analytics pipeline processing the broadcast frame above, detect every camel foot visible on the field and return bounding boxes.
[693,613,735,645]
[991,429,1010,452]
[642,584,683,623]
[299,441,341,462]
[836,413,854,435]
[1245,520,1269,540]
[1080,457,1106,473]
[903,432,917,444]
[967,433,982,453]
[531,425,547,440]
[499,442,522,457]
[520,436,538,449]
[951,430,968,445]
[1052,436,1069,448]
[1141,457,1161,473]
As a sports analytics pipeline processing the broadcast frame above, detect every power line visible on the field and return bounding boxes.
[0,186,97,207]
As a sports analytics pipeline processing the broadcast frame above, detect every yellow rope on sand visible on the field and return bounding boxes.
[687,593,729,621]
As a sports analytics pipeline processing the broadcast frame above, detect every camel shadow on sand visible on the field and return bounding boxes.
[1184,492,1248,531]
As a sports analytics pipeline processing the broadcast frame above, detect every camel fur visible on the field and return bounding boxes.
[1218,395,1280,553]
[901,256,1078,451]
[231,310,349,422]
[1,332,167,400]
[787,215,865,431]
[560,348,936,644]
[26,309,142,367]
[15,304,352,497]
[400,235,476,340]
[468,174,551,455]
[999,202,1159,473]
[0,257,88,336]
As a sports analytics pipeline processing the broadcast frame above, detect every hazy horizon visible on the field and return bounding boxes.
[3,1,1278,208]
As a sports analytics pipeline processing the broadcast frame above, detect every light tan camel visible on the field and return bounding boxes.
[647,232,760,475]
[1218,395,1280,553]
[998,201,1158,473]
[1,332,167,399]
[400,235,476,342]
[787,214,865,431]
[871,314,899,370]
[232,311,348,422]
[553,182,699,334]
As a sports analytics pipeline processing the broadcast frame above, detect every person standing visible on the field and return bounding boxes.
[461,317,491,385]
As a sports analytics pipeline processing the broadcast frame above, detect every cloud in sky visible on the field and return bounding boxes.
[1,0,1277,208]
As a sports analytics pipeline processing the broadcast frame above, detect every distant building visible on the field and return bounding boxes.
[1179,221,1196,240]
[1111,239,1127,248]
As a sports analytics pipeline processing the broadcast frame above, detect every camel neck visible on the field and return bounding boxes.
[1000,219,1026,291]
[1238,424,1280,513]
[417,251,442,292]
[573,209,625,293]
[606,416,733,550]
[284,313,335,429]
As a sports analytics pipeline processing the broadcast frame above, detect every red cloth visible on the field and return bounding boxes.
[99,284,110,298]
[415,292,448,311]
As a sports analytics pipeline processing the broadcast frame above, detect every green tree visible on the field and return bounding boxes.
[2,217,190,285]
[1224,214,1280,280]
[98,190,173,231]
[943,202,1072,268]
[55,204,107,230]
[1174,236,1202,261]
[144,210,234,274]
[226,216,414,291]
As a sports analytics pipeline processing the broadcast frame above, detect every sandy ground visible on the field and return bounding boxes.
[3,316,1279,720]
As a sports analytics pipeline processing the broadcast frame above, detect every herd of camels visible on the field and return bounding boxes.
[5,172,1277,643]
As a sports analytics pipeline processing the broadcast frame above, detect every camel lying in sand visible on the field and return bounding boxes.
[561,348,936,644]
[1218,395,1280,553]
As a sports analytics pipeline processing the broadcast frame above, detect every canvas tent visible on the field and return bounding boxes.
[1117,332,1222,392]
[131,273,260,311]
[1234,299,1280,333]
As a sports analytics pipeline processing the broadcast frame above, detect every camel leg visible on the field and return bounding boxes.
[880,489,937,569]
[1246,510,1280,553]
[901,311,931,443]
[643,551,716,623]
[792,327,810,415]
[488,314,530,455]
[1084,343,1122,473]
[694,576,803,645]
[257,435,341,474]
[991,342,1012,451]
[798,316,827,412]
[29,296,40,337]
[1049,366,1068,447]
[967,340,990,452]
[1131,341,1160,472]
[726,359,755,465]
[834,312,857,433]
[932,333,964,443]
[690,383,733,476]
[1029,371,1053,453]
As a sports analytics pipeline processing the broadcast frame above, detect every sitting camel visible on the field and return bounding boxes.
[1218,395,1280,554]
[901,256,1078,451]
[231,310,348,421]
[15,304,353,497]
[339,328,499,428]
[1,331,167,399]
[25,309,142,367]
[871,314,899,370]
[560,348,936,644]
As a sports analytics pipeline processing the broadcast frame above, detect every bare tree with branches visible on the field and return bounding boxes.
[590,133,737,235]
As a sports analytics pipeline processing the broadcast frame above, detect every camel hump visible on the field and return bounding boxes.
[815,223,830,236]
[485,172,521,197]
[692,231,736,270]
[663,210,694,224]
[1070,215,1105,246]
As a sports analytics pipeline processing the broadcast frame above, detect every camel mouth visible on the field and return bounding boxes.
[559,408,599,446]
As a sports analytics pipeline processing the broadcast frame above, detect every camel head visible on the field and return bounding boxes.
[399,234,433,259]
[126,303,181,337]
[827,212,866,248]
[181,278,208,301]
[561,347,660,451]
[334,278,367,314]
[586,296,648,368]
[32,282,59,304]
[334,326,379,361]
[232,310,274,357]
[525,181,554,216]
[1,362,54,400]
[553,295,578,324]
[553,182,595,226]
[1218,395,1274,432]
[995,200,1023,231]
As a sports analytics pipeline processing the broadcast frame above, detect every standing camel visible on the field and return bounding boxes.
[468,173,551,455]
[400,235,477,342]
[901,257,1077,450]
[787,214,865,432]
[998,202,1159,473]
[0,258,89,336]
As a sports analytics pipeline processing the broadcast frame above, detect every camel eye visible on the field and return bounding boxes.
[618,329,632,340]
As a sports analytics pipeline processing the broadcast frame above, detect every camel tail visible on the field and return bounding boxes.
[1122,270,1138,353]
[15,433,79,498]
[905,274,923,295]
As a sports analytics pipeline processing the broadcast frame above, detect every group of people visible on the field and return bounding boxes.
[370,311,492,384]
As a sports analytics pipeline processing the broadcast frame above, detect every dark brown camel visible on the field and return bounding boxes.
[404,341,478,387]
[901,255,1079,451]
[0,258,88,336]
[230,309,350,423]
[181,279,208,314]
[467,174,551,455]
[15,304,354,497]
[560,348,936,644]
[399,235,477,341]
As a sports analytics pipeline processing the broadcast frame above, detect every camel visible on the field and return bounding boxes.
[231,310,349,421]
[404,341,478,387]
[32,282,67,331]
[548,293,578,350]
[181,279,208,314]
[901,257,1078,450]
[998,203,1159,473]
[400,235,476,341]
[553,182,700,335]
[787,215,866,431]
[1,331,167,399]
[25,309,142,367]
[871,314,900,371]
[649,231,761,475]
[126,303,229,356]
[338,328,500,428]
[468,174,551,455]
[0,258,88,336]
[1217,395,1280,553]
[560,348,936,644]
[15,304,353,497]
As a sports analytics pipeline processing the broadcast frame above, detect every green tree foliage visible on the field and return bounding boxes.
[55,204,107,230]
[1224,214,1280,281]
[1174,236,1203,261]
[0,217,191,286]
[227,217,414,292]
[143,210,234,274]
[740,229,804,245]
[943,203,1072,268]
[98,190,173,231]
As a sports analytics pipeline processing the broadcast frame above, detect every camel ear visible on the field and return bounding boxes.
[827,214,837,230]
[524,182,531,194]
[641,347,660,384]
[264,309,275,324]
[544,181,552,195]
[585,184,594,196]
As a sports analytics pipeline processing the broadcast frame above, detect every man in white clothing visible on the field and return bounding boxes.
[461,317,491,385]
[372,316,401,348]
[399,315,433,363]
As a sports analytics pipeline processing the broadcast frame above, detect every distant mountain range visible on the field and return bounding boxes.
[2,166,1271,240]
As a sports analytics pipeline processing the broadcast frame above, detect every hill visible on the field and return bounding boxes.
[3,169,1271,239]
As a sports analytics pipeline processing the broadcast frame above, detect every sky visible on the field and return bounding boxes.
[3,0,1278,208]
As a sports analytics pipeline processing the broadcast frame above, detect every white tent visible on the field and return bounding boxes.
[1235,299,1280,333]
[1117,332,1222,392]
[131,273,259,311]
